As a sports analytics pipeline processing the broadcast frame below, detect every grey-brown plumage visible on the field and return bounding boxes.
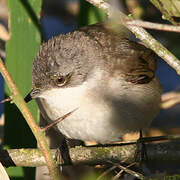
[27,23,162,143]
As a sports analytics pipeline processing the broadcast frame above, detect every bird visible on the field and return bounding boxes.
[25,23,162,144]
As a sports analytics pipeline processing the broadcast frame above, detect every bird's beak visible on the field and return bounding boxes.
[24,88,41,103]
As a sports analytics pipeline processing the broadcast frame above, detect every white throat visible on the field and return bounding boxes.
[39,83,87,119]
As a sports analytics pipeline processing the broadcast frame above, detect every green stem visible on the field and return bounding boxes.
[0,58,61,180]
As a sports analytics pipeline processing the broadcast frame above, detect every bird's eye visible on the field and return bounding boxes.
[55,76,66,87]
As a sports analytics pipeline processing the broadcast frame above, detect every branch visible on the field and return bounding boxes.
[1,142,180,167]
[85,0,180,75]
[126,20,180,33]
[0,58,61,180]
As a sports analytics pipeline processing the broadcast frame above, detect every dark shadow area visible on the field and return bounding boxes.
[4,95,36,180]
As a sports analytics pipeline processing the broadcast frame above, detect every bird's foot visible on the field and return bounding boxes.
[55,138,72,168]
[134,130,148,162]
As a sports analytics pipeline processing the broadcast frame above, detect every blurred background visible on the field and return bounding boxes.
[0,0,180,179]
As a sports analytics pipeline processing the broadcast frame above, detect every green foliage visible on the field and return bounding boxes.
[78,0,106,27]
[5,0,42,179]
[6,167,24,178]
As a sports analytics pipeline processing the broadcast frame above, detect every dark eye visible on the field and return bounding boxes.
[55,76,66,87]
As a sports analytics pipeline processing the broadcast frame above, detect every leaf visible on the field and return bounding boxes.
[5,0,42,178]
[78,0,106,27]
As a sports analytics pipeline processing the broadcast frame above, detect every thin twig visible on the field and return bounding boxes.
[41,108,78,132]
[0,58,61,180]
[85,0,180,75]
[86,0,111,15]
[126,20,180,33]
[0,97,11,103]
[119,134,180,145]
[108,161,145,180]
[112,162,137,180]
[86,134,180,146]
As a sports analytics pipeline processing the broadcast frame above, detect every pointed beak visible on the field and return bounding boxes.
[24,92,32,103]
[24,88,41,103]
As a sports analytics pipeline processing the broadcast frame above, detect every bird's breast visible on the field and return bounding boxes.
[38,78,161,143]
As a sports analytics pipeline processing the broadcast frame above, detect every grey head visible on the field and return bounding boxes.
[25,23,157,102]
